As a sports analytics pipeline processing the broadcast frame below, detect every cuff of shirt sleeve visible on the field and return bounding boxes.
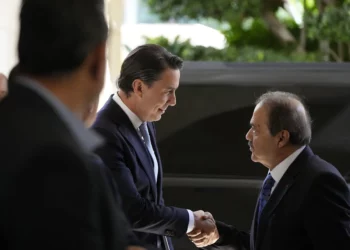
[186,209,195,233]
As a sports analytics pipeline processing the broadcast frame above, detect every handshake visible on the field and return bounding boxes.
[187,210,219,248]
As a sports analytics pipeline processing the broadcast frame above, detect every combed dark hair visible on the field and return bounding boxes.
[18,0,108,76]
[255,91,312,146]
[118,44,183,95]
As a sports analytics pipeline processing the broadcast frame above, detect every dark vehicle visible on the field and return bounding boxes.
[156,62,350,250]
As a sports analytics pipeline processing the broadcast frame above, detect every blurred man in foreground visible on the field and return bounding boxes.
[0,0,130,249]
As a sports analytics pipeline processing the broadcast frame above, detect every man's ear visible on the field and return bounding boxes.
[89,42,107,82]
[277,130,290,148]
[132,79,144,98]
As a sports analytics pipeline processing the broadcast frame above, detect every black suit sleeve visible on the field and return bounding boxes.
[304,172,350,250]
[94,127,189,237]
[203,221,250,250]
[9,145,128,250]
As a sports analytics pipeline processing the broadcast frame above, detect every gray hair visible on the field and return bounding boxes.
[255,91,312,146]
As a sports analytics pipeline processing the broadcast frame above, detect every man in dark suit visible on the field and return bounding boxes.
[83,98,146,250]
[0,0,131,249]
[93,44,217,250]
[189,91,350,250]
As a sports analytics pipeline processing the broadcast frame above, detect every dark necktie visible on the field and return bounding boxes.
[139,122,158,181]
[257,173,275,223]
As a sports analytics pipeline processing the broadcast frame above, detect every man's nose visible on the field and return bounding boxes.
[168,92,176,106]
[245,128,252,141]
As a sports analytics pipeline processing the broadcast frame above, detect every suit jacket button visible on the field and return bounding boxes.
[164,229,175,237]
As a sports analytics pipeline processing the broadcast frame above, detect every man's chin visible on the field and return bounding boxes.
[152,113,162,121]
[251,153,258,162]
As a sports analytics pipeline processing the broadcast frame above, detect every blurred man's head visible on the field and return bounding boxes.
[246,91,312,169]
[18,0,108,116]
[0,73,8,100]
[117,44,183,122]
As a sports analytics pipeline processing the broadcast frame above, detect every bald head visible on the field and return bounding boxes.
[255,91,312,146]
[0,73,8,101]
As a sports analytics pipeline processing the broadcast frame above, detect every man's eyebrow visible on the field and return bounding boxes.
[250,122,259,128]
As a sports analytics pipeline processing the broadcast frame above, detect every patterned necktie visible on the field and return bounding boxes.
[257,173,275,223]
[139,122,158,181]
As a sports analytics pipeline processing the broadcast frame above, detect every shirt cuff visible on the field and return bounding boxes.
[186,209,195,233]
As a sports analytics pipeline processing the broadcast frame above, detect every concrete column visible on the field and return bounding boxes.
[0,0,21,75]
[98,0,124,109]
[106,0,124,83]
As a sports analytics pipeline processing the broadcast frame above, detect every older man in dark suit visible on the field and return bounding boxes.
[189,91,350,250]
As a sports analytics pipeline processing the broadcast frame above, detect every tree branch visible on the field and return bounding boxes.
[262,11,296,44]
[328,47,342,62]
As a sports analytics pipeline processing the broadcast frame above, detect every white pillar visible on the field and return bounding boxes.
[98,0,124,109]
[0,0,21,75]
[106,0,124,83]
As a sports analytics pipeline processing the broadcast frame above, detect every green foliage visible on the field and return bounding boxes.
[144,36,319,62]
[307,3,350,43]
[144,0,349,61]
[145,0,301,52]
[146,0,263,22]
[144,35,193,57]
[222,18,286,49]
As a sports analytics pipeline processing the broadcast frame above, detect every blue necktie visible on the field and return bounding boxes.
[139,123,158,181]
[257,173,275,223]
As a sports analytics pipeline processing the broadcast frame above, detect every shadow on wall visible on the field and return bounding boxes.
[157,103,350,177]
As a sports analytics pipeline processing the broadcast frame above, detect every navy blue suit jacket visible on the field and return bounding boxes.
[90,154,142,247]
[208,146,350,250]
[92,97,189,250]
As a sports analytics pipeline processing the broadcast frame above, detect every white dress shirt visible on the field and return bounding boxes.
[270,146,306,193]
[113,92,195,232]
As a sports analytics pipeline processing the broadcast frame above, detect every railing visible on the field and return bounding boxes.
[163,176,350,189]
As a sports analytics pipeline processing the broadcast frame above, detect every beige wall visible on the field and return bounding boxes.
[0,0,21,75]
[98,0,124,108]
[106,0,124,83]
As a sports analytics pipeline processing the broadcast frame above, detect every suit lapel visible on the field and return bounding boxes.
[103,97,158,200]
[147,123,163,203]
[255,146,313,249]
[118,124,157,183]
[255,173,296,249]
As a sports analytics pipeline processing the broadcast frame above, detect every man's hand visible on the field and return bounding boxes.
[187,211,219,248]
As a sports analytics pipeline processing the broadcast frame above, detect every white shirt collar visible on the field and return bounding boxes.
[270,145,306,185]
[112,91,143,129]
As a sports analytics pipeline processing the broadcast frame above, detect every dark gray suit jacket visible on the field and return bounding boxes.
[0,77,130,250]
[208,146,350,250]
